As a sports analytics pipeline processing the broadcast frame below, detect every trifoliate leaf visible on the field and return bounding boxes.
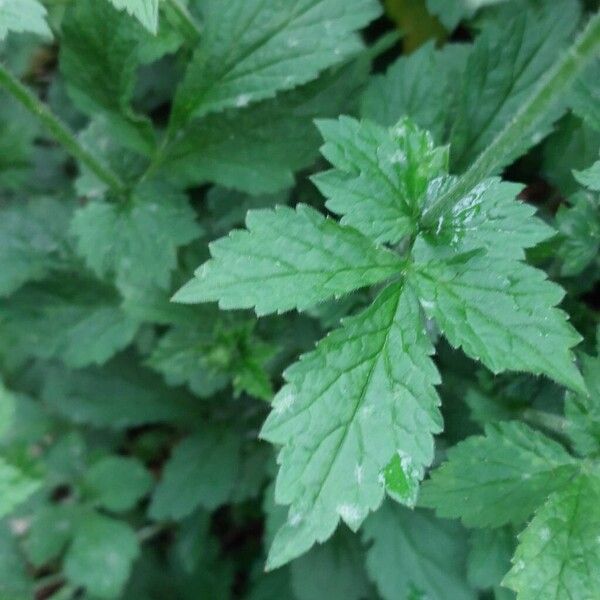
[83,456,153,512]
[108,0,159,34]
[0,0,51,40]
[0,197,73,297]
[420,422,579,527]
[565,352,600,456]
[503,473,600,600]
[449,0,580,172]
[40,359,202,429]
[556,191,600,277]
[0,458,40,519]
[410,244,585,394]
[157,62,368,194]
[360,41,468,142]
[174,204,402,316]
[149,427,241,520]
[312,116,448,244]
[64,513,140,599]
[261,282,442,568]
[421,178,556,260]
[363,503,475,600]
[24,504,80,567]
[290,529,373,600]
[169,0,381,128]
[71,183,201,291]
[0,276,138,369]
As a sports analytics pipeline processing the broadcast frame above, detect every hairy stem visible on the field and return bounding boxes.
[0,63,126,195]
[421,10,600,227]
[164,0,202,42]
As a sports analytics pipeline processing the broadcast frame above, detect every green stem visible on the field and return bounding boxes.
[0,63,126,195]
[421,10,600,228]
[164,0,202,43]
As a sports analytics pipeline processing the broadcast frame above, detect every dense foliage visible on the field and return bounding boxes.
[0,1,599,599]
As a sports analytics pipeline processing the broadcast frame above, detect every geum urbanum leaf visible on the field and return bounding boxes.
[261,282,442,568]
[420,421,579,528]
[503,472,600,600]
[173,203,402,315]
[169,0,381,128]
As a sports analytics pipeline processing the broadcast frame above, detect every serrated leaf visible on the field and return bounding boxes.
[0,458,40,519]
[261,282,442,568]
[410,243,585,393]
[169,0,380,128]
[64,513,140,599]
[420,422,579,527]
[72,183,201,291]
[449,0,580,172]
[0,197,72,298]
[84,456,153,512]
[108,0,159,34]
[503,473,600,600]
[312,116,448,244]
[363,502,475,600]
[174,204,402,316]
[565,352,600,456]
[0,0,51,40]
[360,41,468,142]
[421,177,556,259]
[157,62,368,194]
[426,0,507,30]
[149,427,241,520]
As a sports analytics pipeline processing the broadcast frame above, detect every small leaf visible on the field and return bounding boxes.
[108,0,159,34]
[0,459,40,519]
[0,0,51,40]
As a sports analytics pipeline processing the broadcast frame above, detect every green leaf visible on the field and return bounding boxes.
[312,116,448,244]
[0,0,51,40]
[570,58,600,132]
[410,242,585,393]
[60,0,156,155]
[503,473,600,600]
[108,0,159,34]
[0,197,73,297]
[360,41,468,142]
[149,427,241,520]
[169,0,380,128]
[24,504,80,567]
[174,204,402,316]
[565,352,600,456]
[362,502,475,600]
[420,422,579,527]
[421,178,556,260]
[574,159,600,191]
[449,0,581,172]
[290,529,373,600]
[40,359,202,429]
[261,282,442,568]
[157,62,368,194]
[467,528,514,592]
[0,524,33,600]
[72,183,201,291]
[0,458,40,519]
[84,456,153,512]
[0,276,138,368]
[64,513,140,599]
[426,0,507,30]
[556,190,600,277]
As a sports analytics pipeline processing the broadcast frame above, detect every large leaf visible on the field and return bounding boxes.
[174,204,402,316]
[261,282,442,568]
[169,0,380,128]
